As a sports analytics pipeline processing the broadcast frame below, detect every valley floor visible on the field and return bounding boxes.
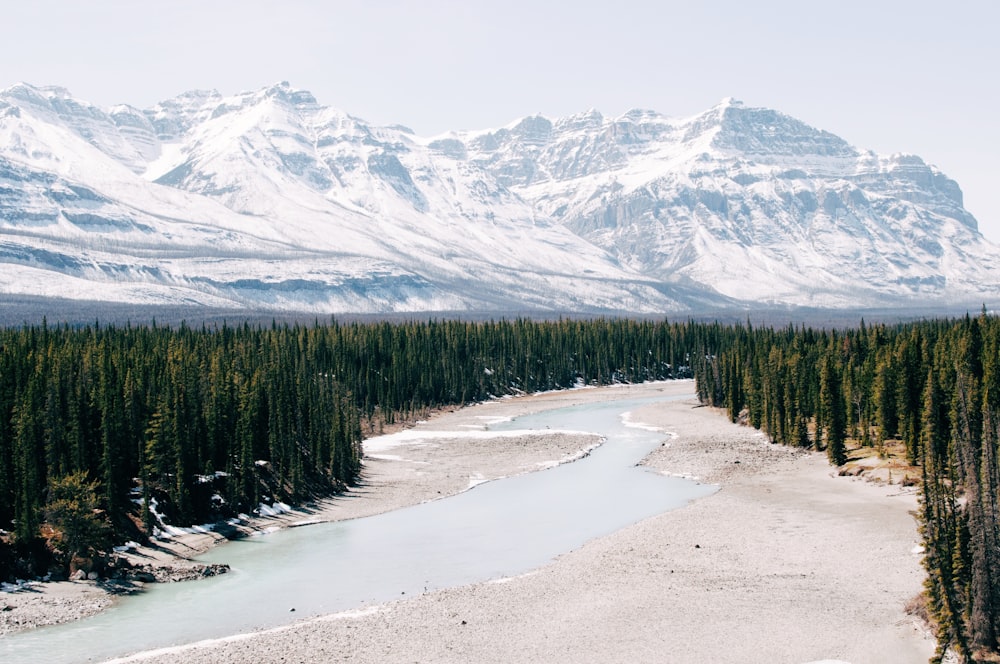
[4,382,935,663]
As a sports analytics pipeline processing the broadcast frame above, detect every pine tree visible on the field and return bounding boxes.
[12,371,46,543]
[820,356,847,466]
[42,471,111,573]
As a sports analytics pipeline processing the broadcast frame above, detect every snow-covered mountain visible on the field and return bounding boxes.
[0,82,996,314]
[458,98,997,308]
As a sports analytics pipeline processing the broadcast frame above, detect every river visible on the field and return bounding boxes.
[1,390,715,663]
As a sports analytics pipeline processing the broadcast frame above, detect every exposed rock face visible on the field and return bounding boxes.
[0,84,996,313]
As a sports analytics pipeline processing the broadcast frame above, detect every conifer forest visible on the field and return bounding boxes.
[695,312,1000,663]
[1,313,999,662]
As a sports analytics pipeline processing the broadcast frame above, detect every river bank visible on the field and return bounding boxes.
[0,384,618,637]
[3,381,936,662]
[111,380,933,664]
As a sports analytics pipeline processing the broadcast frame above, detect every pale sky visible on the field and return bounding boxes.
[4,0,998,240]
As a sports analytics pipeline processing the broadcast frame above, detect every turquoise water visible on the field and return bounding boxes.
[0,390,715,663]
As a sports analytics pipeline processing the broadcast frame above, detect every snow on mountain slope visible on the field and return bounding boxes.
[143,83,628,279]
[0,82,678,313]
[459,98,999,307]
[0,83,996,313]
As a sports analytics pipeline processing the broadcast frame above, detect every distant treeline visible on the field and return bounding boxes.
[693,312,1000,663]
[0,317,701,580]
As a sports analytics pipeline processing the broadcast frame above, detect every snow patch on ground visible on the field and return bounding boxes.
[620,409,666,433]
[363,427,592,453]
[487,571,539,585]
[1,580,40,593]
[104,605,389,662]
[256,502,292,517]
[366,453,406,461]
[662,470,707,483]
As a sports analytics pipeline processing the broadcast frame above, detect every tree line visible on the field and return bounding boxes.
[693,312,1000,663]
[0,317,701,580]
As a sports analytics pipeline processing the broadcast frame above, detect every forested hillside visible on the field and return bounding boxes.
[694,312,1000,663]
[0,317,701,582]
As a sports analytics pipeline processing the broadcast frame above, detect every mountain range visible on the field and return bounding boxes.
[1,81,996,315]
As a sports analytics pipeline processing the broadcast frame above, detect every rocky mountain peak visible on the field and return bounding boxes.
[0,82,996,313]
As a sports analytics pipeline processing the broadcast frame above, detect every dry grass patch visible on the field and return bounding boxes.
[839,438,921,486]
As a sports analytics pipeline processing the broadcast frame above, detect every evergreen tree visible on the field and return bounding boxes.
[42,471,111,573]
[820,355,848,466]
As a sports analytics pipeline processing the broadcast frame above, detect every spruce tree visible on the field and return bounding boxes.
[820,356,848,466]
